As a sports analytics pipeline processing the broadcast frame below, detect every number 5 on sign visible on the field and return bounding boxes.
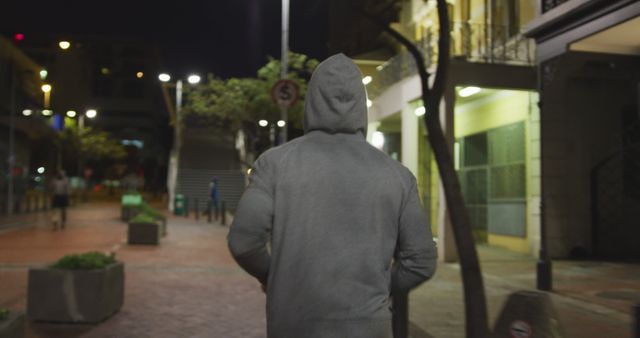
[271,79,299,108]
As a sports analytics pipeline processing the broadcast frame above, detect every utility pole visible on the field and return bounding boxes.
[280,0,290,143]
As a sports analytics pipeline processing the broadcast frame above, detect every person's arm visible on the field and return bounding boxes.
[227,158,273,285]
[391,179,438,294]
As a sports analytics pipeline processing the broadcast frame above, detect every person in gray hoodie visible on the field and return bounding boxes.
[228,53,437,338]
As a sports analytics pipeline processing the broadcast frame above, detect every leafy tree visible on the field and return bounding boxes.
[362,1,490,337]
[58,123,126,161]
[182,51,319,136]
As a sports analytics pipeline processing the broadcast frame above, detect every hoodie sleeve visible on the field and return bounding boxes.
[227,156,273,285]
[391,178,438,294]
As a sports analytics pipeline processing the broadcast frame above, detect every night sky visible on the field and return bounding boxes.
[1,0,328,78]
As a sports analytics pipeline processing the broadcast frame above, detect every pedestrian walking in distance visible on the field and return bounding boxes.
[228,53,437,338]
[50,170,70,231]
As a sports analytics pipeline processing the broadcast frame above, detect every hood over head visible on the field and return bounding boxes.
[303,53,368,136]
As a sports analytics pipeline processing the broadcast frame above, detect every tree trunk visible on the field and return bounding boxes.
[363,1,490,337]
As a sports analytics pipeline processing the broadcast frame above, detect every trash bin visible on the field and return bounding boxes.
[174,194,185,216]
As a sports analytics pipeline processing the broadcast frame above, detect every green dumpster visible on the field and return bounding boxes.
[174,194,185,216]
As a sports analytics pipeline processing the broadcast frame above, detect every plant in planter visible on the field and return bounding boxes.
[27,251,124,323]
[128,212,161,245]
[138,202,167,236]
[0,308,25,338]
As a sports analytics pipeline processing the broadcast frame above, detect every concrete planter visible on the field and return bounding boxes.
[159,217,167,237]
[0,311,25,338]
[128,221,161,245]
[27,262,124,323]
[121,206,140,222]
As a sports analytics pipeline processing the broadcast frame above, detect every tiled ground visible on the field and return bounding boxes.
[2,202,639,338]
[0,202,266,338]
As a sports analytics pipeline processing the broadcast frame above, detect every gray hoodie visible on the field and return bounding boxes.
[228,53,437,338]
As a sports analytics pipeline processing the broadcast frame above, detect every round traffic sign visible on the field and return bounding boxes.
[271,79,299,108]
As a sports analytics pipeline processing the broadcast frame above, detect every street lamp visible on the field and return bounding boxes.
[41,84,52,109]
[59,41,71,50]
[66,110,77,118]
[158,73,201,211]
[258,120,286,148]
[187,74,201,84]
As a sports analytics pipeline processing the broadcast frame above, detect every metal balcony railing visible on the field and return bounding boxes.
[368,22,535,98]
[542,0,571,13]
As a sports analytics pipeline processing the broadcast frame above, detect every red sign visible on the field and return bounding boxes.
[271,79,299,108]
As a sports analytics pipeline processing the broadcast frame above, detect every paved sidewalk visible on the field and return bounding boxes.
[409,245,640,338]
[0,202,266,338]
[2,201,639,337]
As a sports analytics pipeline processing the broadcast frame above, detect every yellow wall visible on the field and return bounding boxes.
[454,89,535,254]
[454,89,529,137]
[488,234,530,253]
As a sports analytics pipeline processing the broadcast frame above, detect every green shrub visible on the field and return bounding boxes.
[130,212,158,224]
[138,202,163,219]
[52,251,117,270]
[0,308,9,321]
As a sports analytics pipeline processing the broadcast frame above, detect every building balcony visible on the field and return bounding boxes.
[368,22,535,99]
[542,0,571,13]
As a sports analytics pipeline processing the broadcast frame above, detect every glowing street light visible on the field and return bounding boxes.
[66,110,77,118]
[414,106,426,117]
[258,120,269,127]
[37,167,45,174]
[458,86,481,97]
[136,72,144,78]
[42,110,53,116]
[187,74,201,84]
[41,84,52,109]
[372,131,385,149]
[59,41,71,50]
[86,109,97,118]
[39,69,48,80]
[158,73,171,82]
[277,120,286,127]
[22,109,32,116]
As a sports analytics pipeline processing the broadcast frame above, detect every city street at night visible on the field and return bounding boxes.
[2,0,640,337]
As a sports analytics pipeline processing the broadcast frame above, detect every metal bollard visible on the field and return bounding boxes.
[635,303,640,338]
[184,197,189,218]
[221,201,227,226]
[392,292,409,338]
[195,198,200,221]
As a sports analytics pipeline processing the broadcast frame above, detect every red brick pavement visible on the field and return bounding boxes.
[0,202,267,338]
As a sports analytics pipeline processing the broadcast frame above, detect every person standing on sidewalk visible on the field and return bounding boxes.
[50,170,70,230]
[228,54,437,338]
[209,177,219,219]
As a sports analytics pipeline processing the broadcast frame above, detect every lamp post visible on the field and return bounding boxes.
[67,109,97,178]
[159,73,200,212]
[258,120,286,148]
[280,0,290,143]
